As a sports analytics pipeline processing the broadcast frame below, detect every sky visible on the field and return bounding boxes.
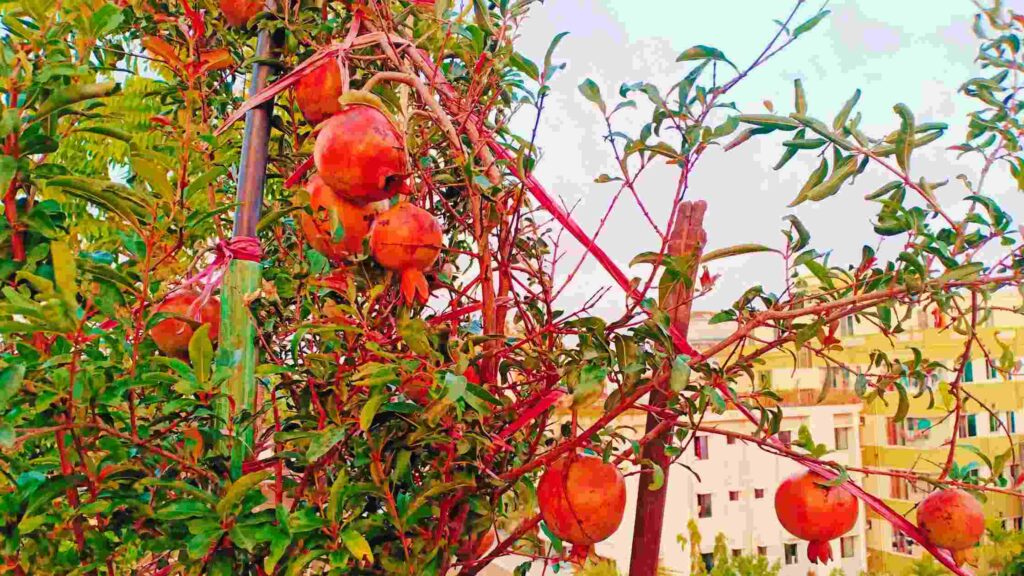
[507,0,1024,318]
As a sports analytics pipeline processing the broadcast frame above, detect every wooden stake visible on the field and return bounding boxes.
[628,200,706,576]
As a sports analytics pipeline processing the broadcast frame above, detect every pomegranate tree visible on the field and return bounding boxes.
[774,470,859,564]
[3,1,1022,575]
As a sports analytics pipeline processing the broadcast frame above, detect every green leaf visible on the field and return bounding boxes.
[793,9,831,37]
[833,89,862,130]
[543,31,570,74]
[341,528,374,563]
[793,79,807,115]
[938,262,984,283]
[736,114,800,131]
[0,155,17,194]
[573,364,606,406]
[155,499,213,521]
[0,365,24,412]
[327,470,348,524]
[132,156,175,201]
[32,82,120,122]
[216,471,272,518]
[670,355,691,392]
[701,244,777,263]
[90,3,124,36]
[360,393,386,432]
[578,79,606,114]
[307,425,349,461]
[894,381,910,423]
[189,323,213,386]
[50,239,77,306]
[644,459,665,491]
[784,215,810,252]
[893,103,915,173]
[676,45,738,71]
[790,157,828,207]
[0,424,13,448]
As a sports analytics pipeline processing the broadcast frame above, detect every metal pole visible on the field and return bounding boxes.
[217,13,282,478]
[628,201,706,576]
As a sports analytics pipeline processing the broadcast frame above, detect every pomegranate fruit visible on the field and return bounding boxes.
[219,0,262,27]
[294,61,343,125]
[150,290,220,358]
[917,488,985,566]
[313,103,407,204]
[369,202,443,304]
[299,175,379,261]
[402,372,434,405]
[774,470,858,564]
[537,454,626,546]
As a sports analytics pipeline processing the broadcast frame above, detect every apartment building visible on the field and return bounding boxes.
[487,292,1023,575]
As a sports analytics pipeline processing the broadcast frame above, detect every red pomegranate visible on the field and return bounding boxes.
[219,0,262,27]
[402,372,434,405]
[774,470,858,564]
[917,489,985,566]
[295,61,343,125]
[299,175,380,261]
[537,454,626,546]
[150,290,220,358]
[313,104,407,204]
[369,202,443,304]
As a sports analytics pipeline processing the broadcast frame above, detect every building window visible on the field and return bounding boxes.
[697,494,712,518]
[841,536,856,558]
[701,552,714,571]
[778,430,792,447]
[988,361,1000,380]
[1016,517,1024,531]
[890,476,908,500]
[731,549,742,558]
[757,546,767,556]
[784,543,798,565]
[835,427,850,450]
[798,348,813,368]
[893,532,916,555]
[754,488,765,499]
[727,435,737,445]
[695,436,710,460]
[959,414,978,438]
[729,490,740,502]
[840,316,855,337]
[964,360,974,383]
[1009,412,1018,434]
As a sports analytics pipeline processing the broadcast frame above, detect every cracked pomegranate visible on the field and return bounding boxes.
[917,488,984,566]
[150,290,220,358]
[314,104,407,204]
[369,202,442,304]
[295,62,343,124]
[219,0,262,27]
[299,175,379,262]
[774,470,858,564]
[536,454,626,546]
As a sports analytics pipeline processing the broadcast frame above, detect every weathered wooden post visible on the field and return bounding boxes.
[217,14,280,475]
[628,200,707,576]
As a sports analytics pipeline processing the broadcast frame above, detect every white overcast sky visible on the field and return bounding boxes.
[507,0,1024,318]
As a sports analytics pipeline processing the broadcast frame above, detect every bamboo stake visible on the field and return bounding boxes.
[217,11,280,478]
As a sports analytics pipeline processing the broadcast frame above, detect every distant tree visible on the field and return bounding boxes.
[908,556,949,576]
